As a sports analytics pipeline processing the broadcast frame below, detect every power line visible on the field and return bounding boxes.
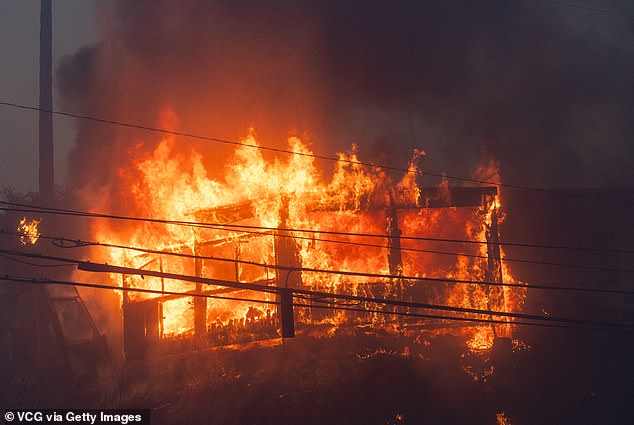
[0,276,570,332]
[2,230,633,296]
[299,301,626,333]
[0,246,527,293]
[532,0,634,18]
[4,225,632,283]
[1,274,631,333]
[0,100,615,194]
[1,248,632,331]
[77,261,634,330]
[0,275,275,306]
[0,253,73,268]
[3,200,633,259]
[0,100,414,174]
[3,204,632,274]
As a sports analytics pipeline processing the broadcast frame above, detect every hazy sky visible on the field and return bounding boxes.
[1,1,634,194]
[0,0,98,192]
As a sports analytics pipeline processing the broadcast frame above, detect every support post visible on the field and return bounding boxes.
[280,289,295,338]
[193,242,207,337]
[484,197,503,285]
[39,0,54,199]
[386,191,404,276]
[483,193,503,337]
[386,191,404,321]
[274,196,302,323]
[234,242,241,282]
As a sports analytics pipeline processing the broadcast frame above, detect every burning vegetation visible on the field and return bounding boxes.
[17,217,41,245]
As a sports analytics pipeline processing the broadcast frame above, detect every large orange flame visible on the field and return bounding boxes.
[88,110,525,345]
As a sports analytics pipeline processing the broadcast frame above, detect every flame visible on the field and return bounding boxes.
[88,109,525,346]
[17,217,41,245]
[465,326,495,351]
[496,411,512,425]
[445,159,527,351]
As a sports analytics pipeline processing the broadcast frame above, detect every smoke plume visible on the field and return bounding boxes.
[57,0,634,206]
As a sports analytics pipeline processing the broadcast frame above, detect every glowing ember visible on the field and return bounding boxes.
[17,217,41,245]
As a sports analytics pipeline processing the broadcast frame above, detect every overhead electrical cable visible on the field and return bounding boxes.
[1,274,631,333]
[1,248,632,331]
[0,275,624,333]
[2,226,631,277]
[2,205,632,274]
[2,231,633,296]
[299,302,627,333]
[0,253,74,268]
[0,275,275,306]
[2,201,633,256]
[2,101,630,199]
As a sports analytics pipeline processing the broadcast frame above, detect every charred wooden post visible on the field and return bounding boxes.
[159,258,165,337]
[234,242,241,282]
[483,193,503,336]
[484,195,503,285]
[193,242,207,337]
[386,191,404,277]
[274,196,301,333]
[274,197,302,290]
[386,190,404,320]
[39,0,54,199]
[280,289,295,338]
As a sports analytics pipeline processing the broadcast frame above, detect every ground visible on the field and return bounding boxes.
[4,326,631,425]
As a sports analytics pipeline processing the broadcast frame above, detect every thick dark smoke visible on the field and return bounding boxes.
[57,0,634,205]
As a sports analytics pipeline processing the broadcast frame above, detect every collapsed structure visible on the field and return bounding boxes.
[1,129,527,405]
[14,126,520,366]
[117,184,510,361]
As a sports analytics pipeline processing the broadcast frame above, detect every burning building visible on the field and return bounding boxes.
[76,124,525,362]
[1,2,634,423]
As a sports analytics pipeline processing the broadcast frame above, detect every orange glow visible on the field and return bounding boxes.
[17,217,41,245]
[496,411,513,425]
[89,109,525,345]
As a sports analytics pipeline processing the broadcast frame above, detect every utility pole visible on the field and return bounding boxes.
[39,0,54,199]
